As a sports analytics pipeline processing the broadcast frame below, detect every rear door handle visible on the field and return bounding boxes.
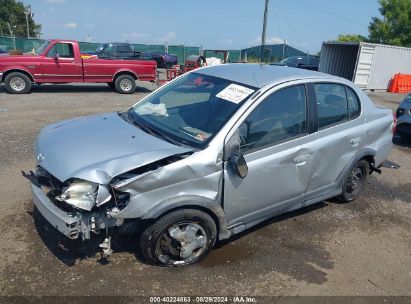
[293,154,311,165]
[350,137,361,147]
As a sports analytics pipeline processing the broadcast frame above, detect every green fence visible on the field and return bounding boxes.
[0,36,45,52]
[202,49,241,62]
[0,36,205,64]
[0,36,245,64]
[241,44,307,63]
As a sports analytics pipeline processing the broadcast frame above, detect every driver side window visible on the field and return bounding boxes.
[240,85,308,153]
[46,43,74,58]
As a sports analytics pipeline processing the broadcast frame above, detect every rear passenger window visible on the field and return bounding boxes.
[314,83,348,129]
[240,85,307,153]
[346,87,361,119]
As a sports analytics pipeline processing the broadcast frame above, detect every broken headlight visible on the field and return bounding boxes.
[56,180,111,211]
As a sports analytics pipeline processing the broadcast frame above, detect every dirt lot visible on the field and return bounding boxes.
[0,83,410,298]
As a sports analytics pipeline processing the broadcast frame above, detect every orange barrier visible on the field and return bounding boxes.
[388,73,411,93]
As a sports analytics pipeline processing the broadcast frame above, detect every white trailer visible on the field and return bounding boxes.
[319,41,411,91]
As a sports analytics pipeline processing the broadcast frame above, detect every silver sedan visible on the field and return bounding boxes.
[29,64,394,266]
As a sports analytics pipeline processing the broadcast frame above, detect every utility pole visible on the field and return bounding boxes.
[260,0,269,62]
[24,6,31,38]
[7,22,16,50]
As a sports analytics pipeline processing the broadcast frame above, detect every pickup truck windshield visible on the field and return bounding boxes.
[35,40,51,55]
[128,72,257,148]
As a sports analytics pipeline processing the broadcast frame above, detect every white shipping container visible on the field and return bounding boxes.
[319,42,411,91]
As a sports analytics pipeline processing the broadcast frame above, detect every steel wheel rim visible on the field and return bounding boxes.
[10,77,26,92]
[119,79,133,91]
[155,221,207,265]
[346,166,364,195]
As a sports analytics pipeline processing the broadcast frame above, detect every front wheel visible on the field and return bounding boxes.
[4,72,32,94]
[337,160,369,203]
[140,209,217,266]
[114,74,136,94]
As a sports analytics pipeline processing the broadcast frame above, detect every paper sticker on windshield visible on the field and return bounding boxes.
[216,84,255,104]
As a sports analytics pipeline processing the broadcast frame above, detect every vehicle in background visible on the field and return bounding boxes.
[164,50,230,82]
[82,42,148,60]
[202,50,230,65]
[273,55,320,71]
[28,64,393,266]
[395,92,411,138]
[143,51,178,68]
[183,55,206,72]
[0,39,157,94]
[0,48,8,54]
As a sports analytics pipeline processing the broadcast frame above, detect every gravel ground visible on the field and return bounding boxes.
[0,82,410,299]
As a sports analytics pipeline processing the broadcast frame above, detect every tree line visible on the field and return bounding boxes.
[0,0,41,38]
[336,0,411,46]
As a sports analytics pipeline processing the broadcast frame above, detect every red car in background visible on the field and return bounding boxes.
[0,39,157,94]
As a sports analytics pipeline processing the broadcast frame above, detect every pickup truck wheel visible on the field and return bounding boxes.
[140,209,217,266]
[4,72,32,94]
[114,75,136,94]
[337,160,369,203]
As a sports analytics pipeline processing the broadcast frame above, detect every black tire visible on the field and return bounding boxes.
[337,160,369,203]
[114,74,136,94]
[140,209,217,266]
[4,72,32,94]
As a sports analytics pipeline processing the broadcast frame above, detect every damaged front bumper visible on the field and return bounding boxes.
[31,184,119,240]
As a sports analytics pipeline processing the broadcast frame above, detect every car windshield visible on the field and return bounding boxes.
[280,56,302,65]
[35,40,51,55]
[127,72,257,149]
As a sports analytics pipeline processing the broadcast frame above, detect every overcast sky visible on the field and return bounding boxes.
[28,0,381,53]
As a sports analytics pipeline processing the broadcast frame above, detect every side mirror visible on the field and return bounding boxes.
[230,150,248,178]
[53,53,60,59]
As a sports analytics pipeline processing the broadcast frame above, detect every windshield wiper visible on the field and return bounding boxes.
[125,110,181,146]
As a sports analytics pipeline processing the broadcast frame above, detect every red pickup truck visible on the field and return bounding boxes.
[0,39,157,94]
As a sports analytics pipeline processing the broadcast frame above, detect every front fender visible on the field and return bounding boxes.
[144,195,230,240]
[2,66,35,81]
[115,194,230,241]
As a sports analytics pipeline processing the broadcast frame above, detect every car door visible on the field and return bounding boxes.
[223,84,316,225]
[40,42,82,82]
[305,82,365,194]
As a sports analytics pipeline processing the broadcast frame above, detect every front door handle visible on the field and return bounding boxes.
[293,154,311,165]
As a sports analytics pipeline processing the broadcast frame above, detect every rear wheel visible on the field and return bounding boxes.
[140,209,217,266]
[337,160,369,203]
[4,72,32,94]
[114,74,136,94]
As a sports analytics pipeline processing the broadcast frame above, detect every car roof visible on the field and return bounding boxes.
[50,39,78,43]
[198,63,333,88]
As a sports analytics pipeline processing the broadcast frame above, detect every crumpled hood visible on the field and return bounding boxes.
[35,112,191,184]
